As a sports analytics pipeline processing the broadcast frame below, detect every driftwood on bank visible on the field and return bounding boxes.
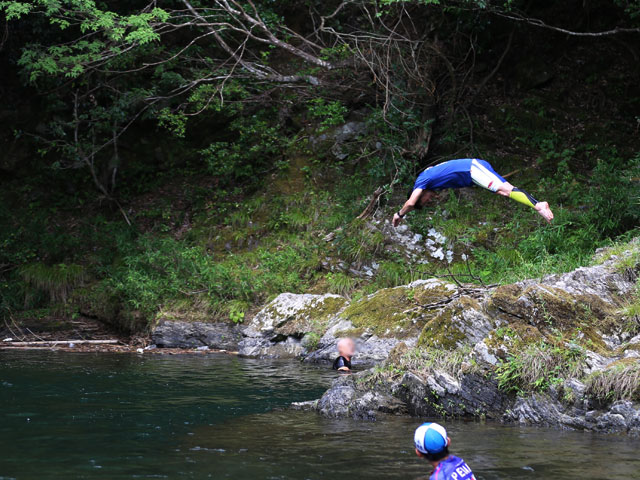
[3,339,120,346]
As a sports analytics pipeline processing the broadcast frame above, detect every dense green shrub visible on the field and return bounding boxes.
[104,234,316,321]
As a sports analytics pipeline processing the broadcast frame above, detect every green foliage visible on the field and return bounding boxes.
[615,0,640,19]
[228,301,246,324]
[363,346,474,387]
[398,346,473,377]
[374,261,414,288]
[18,263,85,305]
[496,341,585,395]
[1,0,639,337]
[325,272,357,296]
[157,108,187,138]
[200,112,284,185]
[585,361,640,404]
[304,331,321,350]
[334,220,385,264]
[584,155,640,236]
[307,98,347,130]
[104,234,315,321]
[1,1,168,81]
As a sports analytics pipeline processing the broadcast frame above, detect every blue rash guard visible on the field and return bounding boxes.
[414,159,475,191]
[413,158,507,192]
[430,455,476,480]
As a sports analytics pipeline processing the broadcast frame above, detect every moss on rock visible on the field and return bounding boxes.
[490,283,617,335]
[340,280,456,337]
[418,306,465,349]
[274,295,347,336]
[418,296,492,350]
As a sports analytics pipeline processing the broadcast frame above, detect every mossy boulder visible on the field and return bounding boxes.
[340,279,457,338]
[273,295,347,337]
[489,284,616,334]
[480,323,544,363]
[418,296,494,350]
[239,293,347,358]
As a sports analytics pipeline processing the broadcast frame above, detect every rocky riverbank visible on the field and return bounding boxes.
[152,238,640,435]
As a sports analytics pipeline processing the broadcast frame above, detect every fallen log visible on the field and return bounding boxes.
[3,339,120,346]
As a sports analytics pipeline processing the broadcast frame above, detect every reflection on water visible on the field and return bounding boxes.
[1,351,639,479]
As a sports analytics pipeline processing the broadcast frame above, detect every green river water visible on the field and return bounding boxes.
[1,351,639,479]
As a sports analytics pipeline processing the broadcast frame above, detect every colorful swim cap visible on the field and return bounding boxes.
[414,423,448,454]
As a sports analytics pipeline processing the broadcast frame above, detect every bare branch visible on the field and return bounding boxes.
[492,11,640,37]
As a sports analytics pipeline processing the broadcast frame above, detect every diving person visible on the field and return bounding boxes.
[392,158,554,227]
[332,337,355,371]
[414,422,476,480]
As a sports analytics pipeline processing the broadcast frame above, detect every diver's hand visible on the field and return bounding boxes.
[392,212,403,227]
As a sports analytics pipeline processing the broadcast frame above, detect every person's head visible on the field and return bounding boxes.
[337,338,356,358]
[407,188,437,209]
[414,422,451,464]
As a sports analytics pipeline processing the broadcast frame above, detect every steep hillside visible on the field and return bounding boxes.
[0,1,638,341]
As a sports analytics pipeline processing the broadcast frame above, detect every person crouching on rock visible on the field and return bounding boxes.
[414,422,476,480]
[332,338,355,371]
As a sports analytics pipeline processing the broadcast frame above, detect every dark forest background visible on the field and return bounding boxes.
[0,0,638,334]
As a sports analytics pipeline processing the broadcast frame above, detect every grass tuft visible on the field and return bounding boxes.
[18,263,86,305]
[585,362,640,404]
[496,341,585,395]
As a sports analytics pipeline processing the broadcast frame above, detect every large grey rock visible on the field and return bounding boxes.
[309,121,367,160]
[239,293,346,358]
[316,376,359,418]
[391,370,507,419]
[316,373,407,419]
[375,217,455,264]
[503,393,640,434]
[152,320,242,349]
[419,295,495,350]
[541,261,635,302]
[472,340,499,366]
[306,321,416,364]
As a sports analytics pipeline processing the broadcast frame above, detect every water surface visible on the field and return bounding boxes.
[1,351,639,479]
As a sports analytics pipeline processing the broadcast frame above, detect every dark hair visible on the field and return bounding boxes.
[424,447,449,462]
[407,187,423,210]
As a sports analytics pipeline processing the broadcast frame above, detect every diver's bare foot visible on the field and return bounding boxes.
[535,202,554,223]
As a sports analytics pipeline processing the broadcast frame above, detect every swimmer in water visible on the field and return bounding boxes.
[332,338,355,371]
[414,422,476,480]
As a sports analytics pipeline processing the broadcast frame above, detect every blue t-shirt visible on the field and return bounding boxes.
[413,159,474,191]
[430,455,476,480]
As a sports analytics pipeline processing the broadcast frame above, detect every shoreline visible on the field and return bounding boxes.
[0,343,239,355]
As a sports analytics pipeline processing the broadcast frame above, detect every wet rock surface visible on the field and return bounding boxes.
[316,372,408,419]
